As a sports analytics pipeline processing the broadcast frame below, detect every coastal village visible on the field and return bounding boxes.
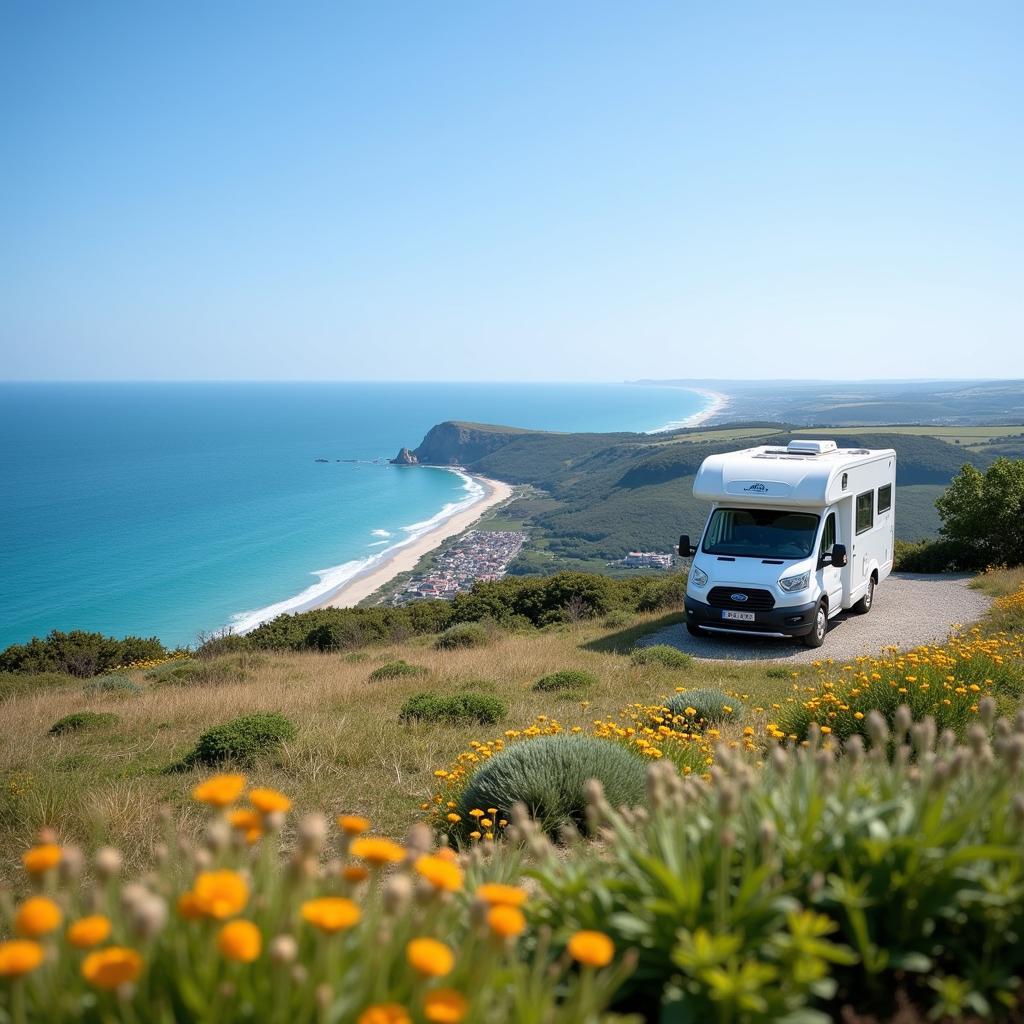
[393,529,527,603]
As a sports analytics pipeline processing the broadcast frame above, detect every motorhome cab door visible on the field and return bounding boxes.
[817,509,842,612]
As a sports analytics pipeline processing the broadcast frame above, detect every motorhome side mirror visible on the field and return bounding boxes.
[678,534,693,557]
[831,543,848,568]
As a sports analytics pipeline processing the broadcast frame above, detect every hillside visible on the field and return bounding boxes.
[395,419,1023,571]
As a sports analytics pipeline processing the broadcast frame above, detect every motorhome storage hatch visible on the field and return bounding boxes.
[678,439,896,648]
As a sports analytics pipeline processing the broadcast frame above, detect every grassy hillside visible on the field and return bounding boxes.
[403,419,1023,571]
[1,567,1020,879]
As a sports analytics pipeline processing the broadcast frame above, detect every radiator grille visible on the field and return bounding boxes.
[707,587,775,611]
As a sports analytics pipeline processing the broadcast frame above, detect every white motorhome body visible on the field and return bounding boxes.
[681,439,896,648]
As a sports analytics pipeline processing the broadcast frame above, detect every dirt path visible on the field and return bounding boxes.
[636,573,992,663]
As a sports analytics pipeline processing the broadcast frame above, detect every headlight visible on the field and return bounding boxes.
[779,570,810,593]
[689,566,708,587]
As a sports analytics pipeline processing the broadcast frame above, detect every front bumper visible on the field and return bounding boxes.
[684,594,818,638]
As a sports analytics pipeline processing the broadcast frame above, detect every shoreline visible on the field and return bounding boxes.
[648,387,731,432]
[313,474,514,610]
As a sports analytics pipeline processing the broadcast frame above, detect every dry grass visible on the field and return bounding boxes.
[0,613,788,882]
[7,564,1016,885]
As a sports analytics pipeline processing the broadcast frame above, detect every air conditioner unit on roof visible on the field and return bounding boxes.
[786,439,837,455]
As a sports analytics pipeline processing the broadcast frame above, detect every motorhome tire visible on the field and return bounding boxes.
[802,603,828,648]
[853,576,874,615]
[686,623,704,638]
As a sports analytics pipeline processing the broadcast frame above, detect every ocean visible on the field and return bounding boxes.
[0,382,710,650]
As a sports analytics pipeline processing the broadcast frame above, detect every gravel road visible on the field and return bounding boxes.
[636,573,992,663]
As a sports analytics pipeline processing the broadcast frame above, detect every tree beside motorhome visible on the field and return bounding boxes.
[936,457,1024,568]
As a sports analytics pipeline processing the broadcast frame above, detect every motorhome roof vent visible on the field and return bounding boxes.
[786,439,837,456]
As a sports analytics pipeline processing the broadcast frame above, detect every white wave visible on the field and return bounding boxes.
[367,540,389,547]
[229,554,383,634]
[370,529,391,538]
[646,389,729,434]
[229,467,487,635]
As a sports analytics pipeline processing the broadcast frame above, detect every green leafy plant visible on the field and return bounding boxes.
[532,669,597,693]
[184,712,297,767]
[665,687,740,724]
[632,644,692,669]
[84,673,142,698]
[368,660,429,681]
[49,711,119,736]
[532,711,1024,1021]
[602,610,633,628]
[456,735,646,837]
[399,691,507,725]
[434,623,490,650]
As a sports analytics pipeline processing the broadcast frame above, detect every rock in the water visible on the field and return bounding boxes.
[390,447,419,465]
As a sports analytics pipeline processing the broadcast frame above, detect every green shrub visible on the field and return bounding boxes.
[194,629,250,659]
[399,691,507,725]
[84,674,142,698]
[0,630,167,677]
[185,712,297,767]
[893,537,965,572]
[434,623,489,651]
[665,687,740,724]
[368,660,428,682]
[49,711,119,736]
[531,669,597,693]
[602,610,632,628]
[147,654,266,687]
[0,671,78,702]
[631,644,692,669]
[456,735,646,837]
[765,666,793,679]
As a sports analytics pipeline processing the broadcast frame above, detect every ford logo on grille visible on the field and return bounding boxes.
[730,593,748,602]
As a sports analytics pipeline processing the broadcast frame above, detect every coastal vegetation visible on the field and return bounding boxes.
[2,571,1024,1019]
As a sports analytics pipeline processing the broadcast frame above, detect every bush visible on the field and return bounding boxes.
[456,735,646,837]
[531,669,597,693]
[631,644,692,669]
[368,660,428,682]
[49,711,119,736]
[602,610,632,628]
[147,654,266,687]
[434,623,490,651]
[194,629,250,659]
[665,688,739,724]
[84,673,142,698]
[399,691,507,725]
[893,537,965,573]
[185,712,297,767]
[0,630,168,677]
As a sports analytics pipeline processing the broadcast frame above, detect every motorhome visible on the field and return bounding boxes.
[679,439,896,648]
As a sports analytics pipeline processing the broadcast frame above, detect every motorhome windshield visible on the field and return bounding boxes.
[702,508,820,559]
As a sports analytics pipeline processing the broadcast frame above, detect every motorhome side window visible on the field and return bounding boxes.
[819,512,836,556]
[878,484,892,513]
[856,491,874,534]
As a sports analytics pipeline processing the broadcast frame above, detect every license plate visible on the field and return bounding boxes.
[722,609,755,622]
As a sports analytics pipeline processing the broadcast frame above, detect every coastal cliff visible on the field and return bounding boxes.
[391,421,537,466]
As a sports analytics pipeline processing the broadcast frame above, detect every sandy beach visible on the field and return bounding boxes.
[315,474,514,609]
[648,387,731,432]
[681,388,730,426]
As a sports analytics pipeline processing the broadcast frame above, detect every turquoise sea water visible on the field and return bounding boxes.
[0,382,709,649]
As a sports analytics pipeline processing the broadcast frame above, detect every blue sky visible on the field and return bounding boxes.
[1,1,1021,381]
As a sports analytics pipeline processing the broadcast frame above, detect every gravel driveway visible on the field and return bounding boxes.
[636,573,992,663]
